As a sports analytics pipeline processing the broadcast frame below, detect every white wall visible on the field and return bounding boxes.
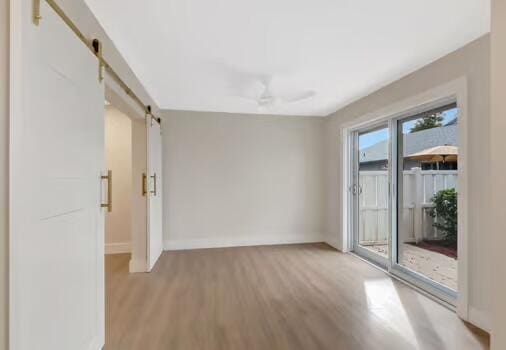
[162,111,325,249]
[324,35,491,330]
[105,106,132,252]
[0,0,8,348]
[491,1,506,348]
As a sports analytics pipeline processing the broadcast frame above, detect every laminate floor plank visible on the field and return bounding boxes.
[105,243,489,350]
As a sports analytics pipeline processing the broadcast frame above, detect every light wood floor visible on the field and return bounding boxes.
[105,243,489,350]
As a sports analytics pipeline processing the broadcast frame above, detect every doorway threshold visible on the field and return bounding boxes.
[348,251,456,313]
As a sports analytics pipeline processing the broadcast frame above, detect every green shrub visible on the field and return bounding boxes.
[429,188,458,246]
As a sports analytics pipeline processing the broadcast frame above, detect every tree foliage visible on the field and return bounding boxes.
[429,188,458,247]
[410,112,444,133]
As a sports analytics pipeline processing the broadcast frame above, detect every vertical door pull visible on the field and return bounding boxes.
[142,173,148,196]
[150,173,157,196]
[101,170,112,212]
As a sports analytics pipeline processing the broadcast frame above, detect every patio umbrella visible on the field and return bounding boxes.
[407,145,458,163]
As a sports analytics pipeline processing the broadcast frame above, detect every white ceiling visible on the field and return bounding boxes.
[84,0,490,116]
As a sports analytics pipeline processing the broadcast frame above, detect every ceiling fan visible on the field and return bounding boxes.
[214,61,315,108]
[237,75,316,108]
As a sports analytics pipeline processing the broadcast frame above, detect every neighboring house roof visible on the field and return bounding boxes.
[359,124,458,163]
[445,117,458,126]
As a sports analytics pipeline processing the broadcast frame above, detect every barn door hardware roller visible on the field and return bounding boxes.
[32,0,163,125]
[92,39,105,82]
[146,105,161,126]
[33,0,42,25]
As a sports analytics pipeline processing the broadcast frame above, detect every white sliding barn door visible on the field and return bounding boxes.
[147,118,163,271]
[10,1,105,349]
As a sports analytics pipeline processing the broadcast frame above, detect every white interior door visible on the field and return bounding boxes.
[10,1,105,349]
[147,117,163,271]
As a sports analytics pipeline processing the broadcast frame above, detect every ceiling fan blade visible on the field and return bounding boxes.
[213,60,271,98]
[215,60,313,107]
[232,95,260,103]
[282,90,316,103]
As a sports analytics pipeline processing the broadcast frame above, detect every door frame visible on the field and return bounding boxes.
[341,77,469,319]
[105,75,146,122]
[105,75,151,274]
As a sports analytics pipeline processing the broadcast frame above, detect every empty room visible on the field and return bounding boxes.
[2,0,506,349]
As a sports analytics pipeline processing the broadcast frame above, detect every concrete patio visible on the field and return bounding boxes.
[363,243,457,291]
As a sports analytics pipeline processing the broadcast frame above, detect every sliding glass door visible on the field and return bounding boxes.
[351,123,390,267]
[350,102,459,304]
[392,104,459,302]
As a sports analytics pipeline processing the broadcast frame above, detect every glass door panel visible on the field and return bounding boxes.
[353,124,390,266]
[394,104,459,300]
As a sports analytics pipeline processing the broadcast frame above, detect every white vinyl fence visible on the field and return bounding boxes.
[359,168,457,245]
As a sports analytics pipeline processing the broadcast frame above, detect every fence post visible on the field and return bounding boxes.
[413,167,423,243]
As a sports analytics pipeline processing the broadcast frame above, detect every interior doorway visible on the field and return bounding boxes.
[103,101,149,273]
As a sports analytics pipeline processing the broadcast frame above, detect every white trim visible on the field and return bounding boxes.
[340,77,470,321]
[164,234,325,251]
[338,78,466,130]
[468,306,492,333]
[324,237,342,251]
[9,0,22,346]
[104,71,146,121]
[105,242,131,254]
[454,78,470,321]
[129,258,148,273]
[340,127,351,253]
[86,337,103,350]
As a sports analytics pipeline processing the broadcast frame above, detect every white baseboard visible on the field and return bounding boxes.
[325,238,342,251]
[129,258,147,273]
[164,234,325,251]
[105,242,131,255]
[468,306,492,333]
[86,336,103,350]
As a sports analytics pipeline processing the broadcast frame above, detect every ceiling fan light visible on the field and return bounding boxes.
[258,95,280,107]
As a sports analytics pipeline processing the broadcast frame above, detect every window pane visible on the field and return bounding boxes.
[397,104,458,291]
[357,125,389,259]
